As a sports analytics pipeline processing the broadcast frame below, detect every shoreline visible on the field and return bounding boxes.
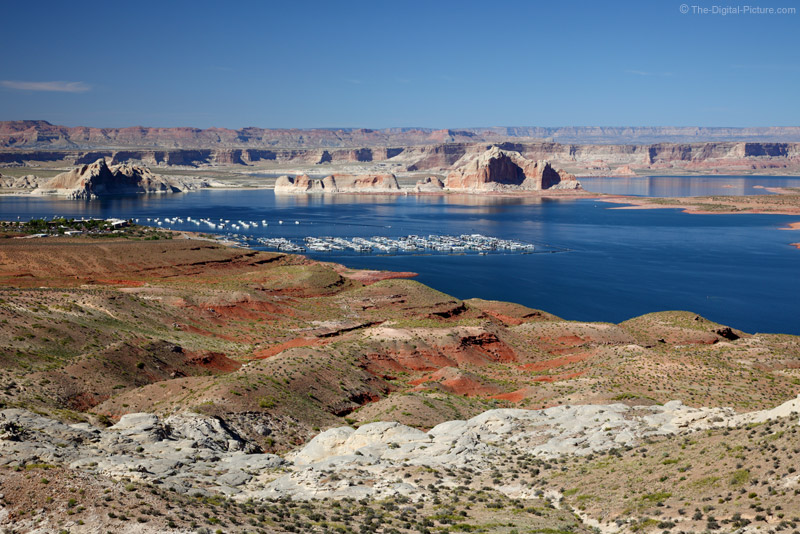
[598,192,800,216]
[0,185,601,199]
[274,188,599,198]
[596,193,800,251]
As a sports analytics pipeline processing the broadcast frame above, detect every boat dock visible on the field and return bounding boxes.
[254,233,537,255]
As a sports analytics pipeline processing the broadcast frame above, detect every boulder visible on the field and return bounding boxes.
[110,413,167,442]
[165,412,252,452]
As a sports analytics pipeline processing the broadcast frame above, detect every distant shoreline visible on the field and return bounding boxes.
[598,188,800,216]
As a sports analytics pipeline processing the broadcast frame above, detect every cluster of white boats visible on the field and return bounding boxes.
[255,234,536,255]
[137,217,299,231]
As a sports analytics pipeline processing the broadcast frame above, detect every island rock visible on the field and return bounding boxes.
[413,176,445,192]
[274,173,400,194]
[613,165,637,176]
[32,159,206,199]
[445,146,580,191]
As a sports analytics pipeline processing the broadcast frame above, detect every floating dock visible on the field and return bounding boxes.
[254,233,537,255]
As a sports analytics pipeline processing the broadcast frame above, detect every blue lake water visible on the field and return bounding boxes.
[579,174,800,197]
[1,177,798,334]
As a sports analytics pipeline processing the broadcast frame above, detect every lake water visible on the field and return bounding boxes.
[579,174,800,197]
[1,175,798,335]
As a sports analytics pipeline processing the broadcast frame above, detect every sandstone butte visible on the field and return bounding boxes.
[274,173,401,194]
[444,146,580,191]
[274,148,581,194]
[30,158,206,199]
[613,164,637,176]
[413,176,445,192]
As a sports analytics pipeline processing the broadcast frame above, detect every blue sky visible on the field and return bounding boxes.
[0,0,797,128]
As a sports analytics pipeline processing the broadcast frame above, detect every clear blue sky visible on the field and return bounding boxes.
[1,0,797,129]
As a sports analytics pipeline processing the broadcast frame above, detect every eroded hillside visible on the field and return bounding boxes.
[1,235,798,449]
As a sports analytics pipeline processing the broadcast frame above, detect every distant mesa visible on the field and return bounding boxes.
[274,173,401,194]
[444,146,580,191]
[32,158,208,199]
[5,120,800,149]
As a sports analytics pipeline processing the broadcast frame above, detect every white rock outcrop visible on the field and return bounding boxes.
[1,395,798,502]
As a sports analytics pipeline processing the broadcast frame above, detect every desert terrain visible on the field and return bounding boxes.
[1,119,800,534]
[0,227,798,533]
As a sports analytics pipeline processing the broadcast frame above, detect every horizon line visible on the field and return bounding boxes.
[3,120,800,131]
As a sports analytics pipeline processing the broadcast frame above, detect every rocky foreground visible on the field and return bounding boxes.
[3,386,800,533]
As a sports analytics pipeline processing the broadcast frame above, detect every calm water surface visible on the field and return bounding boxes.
[1,177,798,334]
[580,174,800,197]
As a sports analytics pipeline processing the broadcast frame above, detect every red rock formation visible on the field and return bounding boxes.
[444,146,579,191]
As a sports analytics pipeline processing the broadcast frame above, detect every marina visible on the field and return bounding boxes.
[256,233,538,255]
[7,214,546,256]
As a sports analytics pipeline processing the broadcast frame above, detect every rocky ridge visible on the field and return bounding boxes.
[3,140,800,178]
[5,121,800,149]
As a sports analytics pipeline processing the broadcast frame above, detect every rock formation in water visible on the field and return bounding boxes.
[413,176,445,192]
[445,146,580,191]
[274,173,400,194]
[32,159,209,199]
[613,165,637,176]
